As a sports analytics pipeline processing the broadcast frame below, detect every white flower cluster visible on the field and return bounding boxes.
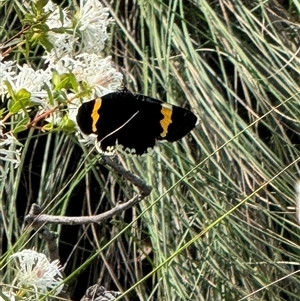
[1,249,64,300]
[0,0,123,170]
[0,60,51,106]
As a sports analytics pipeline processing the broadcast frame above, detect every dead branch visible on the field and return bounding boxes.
[25,155,152,225]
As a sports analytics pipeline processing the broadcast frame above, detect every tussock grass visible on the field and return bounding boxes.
[1,0,300,300]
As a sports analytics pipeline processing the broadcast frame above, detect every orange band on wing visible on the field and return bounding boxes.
[91,98,102,132]
[160,105,173,138]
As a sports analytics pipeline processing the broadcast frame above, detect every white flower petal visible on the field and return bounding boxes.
[77,0,112,53]
[10,249,64,295]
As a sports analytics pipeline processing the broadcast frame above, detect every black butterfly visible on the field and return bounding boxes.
[76,89,197,156]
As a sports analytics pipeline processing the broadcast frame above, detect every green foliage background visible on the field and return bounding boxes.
[1,0,300,300]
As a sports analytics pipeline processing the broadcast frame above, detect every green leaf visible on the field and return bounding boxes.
[9,88,32,114]
[23,13,35,24]
[13,125,28,134]
[60,115,76,131]
[52,90,68,104]
[4,80,17,101]
[43,82,54,106]
[57,74,70,90]
[52,70,61,87]
[69,72,79,92]
[39,35,54,52]
[15,88,31,101]
[53,73,75,91]
[32,23,49,32]
[42,123,54,131]
[56,75,71,90]
[34,0,48,12]
[7,98,13,111]
[13,116,30,134]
